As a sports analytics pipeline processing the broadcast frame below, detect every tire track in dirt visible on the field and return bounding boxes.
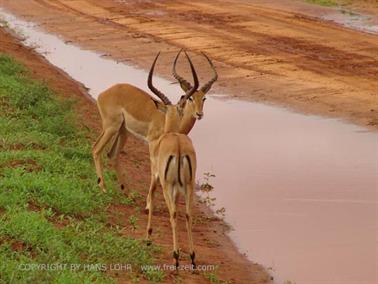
[56,0,378,79]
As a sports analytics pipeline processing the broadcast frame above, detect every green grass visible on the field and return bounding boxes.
[0,54,164,283]
[305,0,338,7]
[203,271,230,284]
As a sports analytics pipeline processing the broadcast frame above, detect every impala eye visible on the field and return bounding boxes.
[188,97,193,101]
[203,97,207,101]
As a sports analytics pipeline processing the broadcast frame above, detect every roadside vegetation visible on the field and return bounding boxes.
[0,54,164,283]
[305,0,338,6]
[305,0,378,8]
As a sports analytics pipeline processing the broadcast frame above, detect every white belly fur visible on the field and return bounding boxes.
[122,111,149,143]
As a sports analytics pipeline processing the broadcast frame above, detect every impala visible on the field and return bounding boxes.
[145,52,198,269]
[92,50,217,192]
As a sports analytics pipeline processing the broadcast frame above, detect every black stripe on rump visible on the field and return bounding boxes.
[185,155,193,181]
[178,155,183,187]
[165,155,174,182]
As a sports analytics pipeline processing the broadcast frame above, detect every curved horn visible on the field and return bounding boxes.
[148,52,171,105]
[200,52,218,94]
[181,51,199,103]
[172,49,192,92]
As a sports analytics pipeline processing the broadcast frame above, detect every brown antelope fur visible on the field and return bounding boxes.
[92,50,217,192]
[144,52,199,269]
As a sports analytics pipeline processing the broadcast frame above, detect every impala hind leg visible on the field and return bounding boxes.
[108,125,128,191]
[163,185,180,269]
[145,142,159,213]
[145,175,158,245]
[92,126,119,192]
[185,185,196,269]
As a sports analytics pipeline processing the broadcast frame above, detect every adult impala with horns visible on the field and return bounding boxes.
[92,50,217,192]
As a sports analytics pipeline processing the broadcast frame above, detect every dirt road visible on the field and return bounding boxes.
[0,0,377,129]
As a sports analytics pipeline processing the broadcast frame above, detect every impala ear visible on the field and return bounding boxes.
[179,82,191,92]
[153,100,168,113]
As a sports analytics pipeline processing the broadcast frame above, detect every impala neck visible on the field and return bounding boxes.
[164,106,182,134]
[179,104,196,135]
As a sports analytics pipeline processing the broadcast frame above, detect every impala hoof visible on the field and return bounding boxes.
[173,250,180,269]
[190,252,196,269]
[97,177,107,193]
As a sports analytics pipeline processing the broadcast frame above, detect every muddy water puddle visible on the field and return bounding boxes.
[321,9,378,34]
[1,9,377,284]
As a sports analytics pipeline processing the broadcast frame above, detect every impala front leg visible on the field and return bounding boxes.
[92,126,119,192]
